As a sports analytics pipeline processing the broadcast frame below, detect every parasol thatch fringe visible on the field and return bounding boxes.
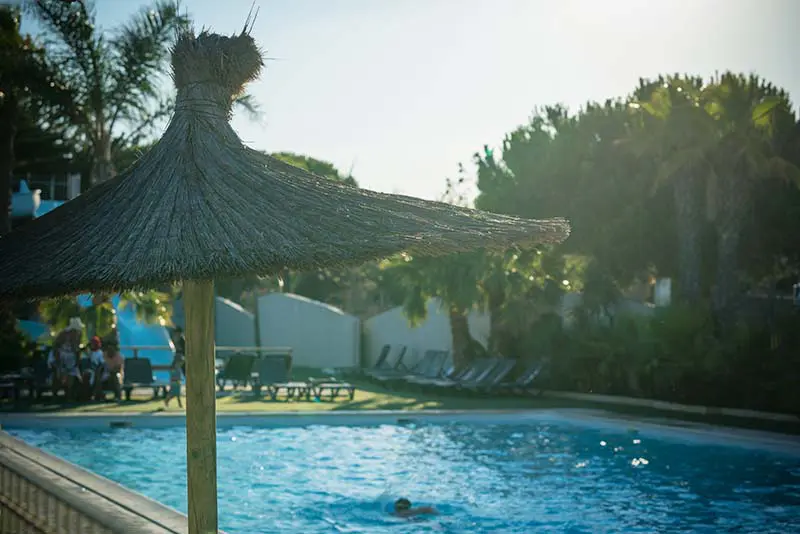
[0,30,569,301]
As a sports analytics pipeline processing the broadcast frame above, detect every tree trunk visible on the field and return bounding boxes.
[449,308,472,370]
[90,129,115,186]
[487,288,505,356]
[449,308,470,369]
[673,172,702,302]
[712,169,748,319]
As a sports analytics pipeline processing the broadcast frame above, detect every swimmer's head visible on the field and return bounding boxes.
[394,498,411,512]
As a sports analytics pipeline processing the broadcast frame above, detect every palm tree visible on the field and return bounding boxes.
[704,73,800,314]
[28,0,190,185]
[1,4,74,234]
[0,5,76,370]
[627,76,718,302]
[380,250,488,369]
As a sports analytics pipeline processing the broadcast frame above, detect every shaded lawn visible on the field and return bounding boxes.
[1,375,561,414]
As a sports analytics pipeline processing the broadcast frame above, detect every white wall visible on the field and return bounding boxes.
[215,297,256,348]
[173,296,256,348]
[257,293,360,369]
[561,292,655,328]
[362,298,489,368]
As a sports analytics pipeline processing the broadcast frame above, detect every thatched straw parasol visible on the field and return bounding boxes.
[0,29,569,533]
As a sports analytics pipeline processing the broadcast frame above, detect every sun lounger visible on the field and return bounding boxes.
[216,353,257,391]
[459,359,517,393]
[366,346,410,380]
[30,358,52,399]
[399,350,448,383]
[427,358,497,389]
[373,349,442,385]
[364,344,391,374]
[252,355,307,400]
[122,358,169,400]
[268,381,314,401]
[404,350,452,386]
[492,360,548,396]
[309,378,357,401]
[410,362,470,389]
[0,371,27,401]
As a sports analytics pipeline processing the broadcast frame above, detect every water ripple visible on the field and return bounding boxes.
[9,422,800,534]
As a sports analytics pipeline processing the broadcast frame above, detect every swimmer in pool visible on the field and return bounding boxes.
[392,498,438,518]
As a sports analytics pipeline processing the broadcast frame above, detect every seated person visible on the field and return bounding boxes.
[94,339,123,401]
[392,498,438,518]
[78,350,96,401]
[85,336,115,400]
[51,318,84,400]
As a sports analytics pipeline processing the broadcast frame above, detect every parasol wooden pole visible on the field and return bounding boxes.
[183,280,218,533]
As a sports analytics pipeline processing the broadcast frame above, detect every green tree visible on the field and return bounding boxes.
[626,76,717,302]
[704,73,800,313]
[38,290,172,342]
[379,250,487,368]
[476,101,669,292]
[1,4,75,233]
[379,173,581,366]
[740,118,800,290]
[28,0,190,185]
[0,5,76,371]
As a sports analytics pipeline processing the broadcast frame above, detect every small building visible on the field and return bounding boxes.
[172,296,257,349]
[257,293,360,369]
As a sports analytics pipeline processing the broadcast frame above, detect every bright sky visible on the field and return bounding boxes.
[23,0,800,201]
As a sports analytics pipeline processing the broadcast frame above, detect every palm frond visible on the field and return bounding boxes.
[25,0,98,133]
[117,94,176,147]
[108,0,189,128]
[233,92,262,122]
[27,0,99,82]
[119,290,172,326]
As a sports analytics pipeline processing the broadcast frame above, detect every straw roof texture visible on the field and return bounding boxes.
[0,30,569,300]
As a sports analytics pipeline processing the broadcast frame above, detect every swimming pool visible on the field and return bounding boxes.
[9,415,800,533]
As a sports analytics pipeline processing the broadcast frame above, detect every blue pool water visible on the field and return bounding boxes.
[10,420,800,533]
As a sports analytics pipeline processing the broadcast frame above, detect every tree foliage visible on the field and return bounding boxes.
[38,290,172,343]
[26,0,190,185]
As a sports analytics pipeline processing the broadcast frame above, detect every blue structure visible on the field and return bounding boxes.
[35,200,64,217]
[76,295,174,380]
[17,320,49,342]
[21,296,174,381]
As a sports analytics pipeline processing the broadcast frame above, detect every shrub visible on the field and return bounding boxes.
[540,300,799,414]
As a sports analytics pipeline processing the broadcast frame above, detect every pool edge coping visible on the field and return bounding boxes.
[3,408,800,456]
[539,390,800,423]
[0,431,190,533]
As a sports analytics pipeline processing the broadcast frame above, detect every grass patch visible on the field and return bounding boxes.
[0,375,560,415]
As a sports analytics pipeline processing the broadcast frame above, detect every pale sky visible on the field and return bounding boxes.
[23,0,800,201]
